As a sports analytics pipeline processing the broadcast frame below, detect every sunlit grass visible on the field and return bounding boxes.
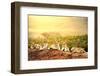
[28,32,88,51]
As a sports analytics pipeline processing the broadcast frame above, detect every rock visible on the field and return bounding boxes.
[81,52,88,58]
[28,47,87,60]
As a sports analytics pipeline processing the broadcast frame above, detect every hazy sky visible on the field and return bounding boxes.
[28,15,88,38]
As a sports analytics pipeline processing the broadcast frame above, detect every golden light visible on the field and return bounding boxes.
[28,15,88,38]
